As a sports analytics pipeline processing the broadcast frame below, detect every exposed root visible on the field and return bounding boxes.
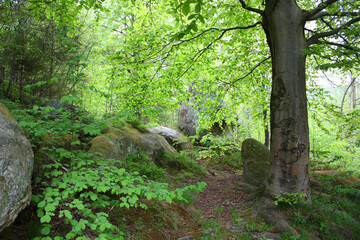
[254,196,299,236]
[234,180,299,235]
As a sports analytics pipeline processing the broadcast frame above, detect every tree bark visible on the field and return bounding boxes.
[263,0,310,202]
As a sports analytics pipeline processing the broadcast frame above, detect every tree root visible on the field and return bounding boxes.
[234,181,299,235]
[254,197,299,236]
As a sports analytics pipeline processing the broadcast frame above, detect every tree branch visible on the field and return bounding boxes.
[174,28,219,46]
[307,16,360,46]
[224,56,271,87]
[174,21,262,46]
[238,0,263,15]
[175,21,262,81]
[307,0,339,20]
[308,11,360,21]
[317,40,360,51]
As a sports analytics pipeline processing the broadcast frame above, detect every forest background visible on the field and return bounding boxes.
[1,0,359,174]
[1,0,360,239]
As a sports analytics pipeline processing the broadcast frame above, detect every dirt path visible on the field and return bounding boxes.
[193,171,248,225]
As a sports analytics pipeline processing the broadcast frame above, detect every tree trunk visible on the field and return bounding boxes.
[263,0,310,202]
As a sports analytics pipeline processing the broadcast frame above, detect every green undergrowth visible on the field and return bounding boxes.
[7,102,206,239]
[275,177,360,239]
[162,151,207,176]
[197,133,243,170]
[31,151,206,239]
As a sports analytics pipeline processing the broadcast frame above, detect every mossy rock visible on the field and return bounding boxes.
[88,127,139,162]
[241,138,270,187]
[0,102,18,124]
[87,125,176,163]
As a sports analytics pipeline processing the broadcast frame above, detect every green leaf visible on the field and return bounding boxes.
[41,215,51,223]
[198,14,205,24]
[182,2,190,16]
[188,14,197,20]
[63,210,73,219]
[41,226,51,235]
[38,201,46,208]
[66,232,76,239]
[195,3,201,13]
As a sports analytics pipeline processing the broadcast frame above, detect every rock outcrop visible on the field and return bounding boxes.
[148,126,192,151]
[0,103,34,232]
[87,123,176,162]
[241,138,270,187]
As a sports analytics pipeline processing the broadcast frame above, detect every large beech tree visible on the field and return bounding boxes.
[165,0,360,202]
[255,0,359,201]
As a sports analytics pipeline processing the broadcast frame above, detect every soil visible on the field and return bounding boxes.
[192,171,248,224]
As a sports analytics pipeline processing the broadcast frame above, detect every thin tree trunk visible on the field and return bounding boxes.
[263,0,310,202]
[0,66,4,92]
[351,77,356,110]
[263,109,269,147]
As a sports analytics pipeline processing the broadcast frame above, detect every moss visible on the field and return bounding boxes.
[88,135,112,156]
[241,138,270,187]
[0,102,18,123]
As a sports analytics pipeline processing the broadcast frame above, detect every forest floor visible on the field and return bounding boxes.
[1,154,360,240]
[0,162,279,240]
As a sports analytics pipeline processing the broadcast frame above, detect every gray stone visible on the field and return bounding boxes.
[148,126,192,151]
[0,105,34,232]
[178,104,198,137]
[241,138,270,187]
[139,133,176,160]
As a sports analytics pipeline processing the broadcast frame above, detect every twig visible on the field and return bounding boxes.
[238,0,263,15]
[41,152,70,173]
[226,56,271,87]
[307,0,338,20]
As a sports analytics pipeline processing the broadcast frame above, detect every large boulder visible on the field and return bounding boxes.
[178,82,234,139]
[148,126,192,151]
[241,138,270,187]
[178,104,198,137]
[0,103,34,232]
[87,123,176,162]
